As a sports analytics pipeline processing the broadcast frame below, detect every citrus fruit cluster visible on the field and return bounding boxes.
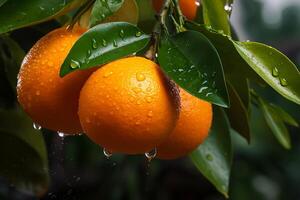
[17,26,212,160]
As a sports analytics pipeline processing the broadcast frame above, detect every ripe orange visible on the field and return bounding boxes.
[78,57,180,154]
[17,27,92,134]
[152,0,199,20]
[157,88,212,159]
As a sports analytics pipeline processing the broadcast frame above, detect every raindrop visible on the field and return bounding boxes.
[70,59,80,69]
[87,49,91,57]
[195,0,200,7]
[272,67,279,77]
[224,3,233,14]
[33,122,42,130]
[135,31,142,37]
[206,153,213,161]
[145,148,157,162]
[198,86,208,93]
[119,29,125,39]
[113,40,118,47]
[103,148,112,158]
[103,71,113,78]
[136,73,146,81]
[92,39,98,49]
[57,131,65,138]
[206,92,213,97]
[147,111,153,118]
[155,53,158,58]
[146,96,153,103]
[280,78,288,87]
[178,68,184,72]
[98,39,106,48]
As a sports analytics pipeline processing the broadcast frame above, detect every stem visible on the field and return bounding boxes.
[172,0,185,29]
[68,0,95,30]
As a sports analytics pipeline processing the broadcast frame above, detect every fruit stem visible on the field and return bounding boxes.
[68,0,95,30]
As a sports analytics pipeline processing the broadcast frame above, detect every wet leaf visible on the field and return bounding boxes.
[0,0,87,34]
[226,82,250,142]
[258,98,291,149]
[158,30,229,107]
[190,107,232,197]
[233,41,300,105]
[270,104,299,127]
[185,22,263,84]
[89,0,124,27]
[0,107,49,195]
[201,0,231,35]
[60,22,150,77]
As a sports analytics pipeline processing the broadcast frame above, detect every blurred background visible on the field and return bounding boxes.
[0,0,299,199]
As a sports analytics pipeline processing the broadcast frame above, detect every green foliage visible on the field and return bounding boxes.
[190,108,232,197]
[0,0,88,34]
[234,41,300,105]
[0,108,49,196]
[201,0,231,35]
[158,31,229,107]
[60,22,150,76]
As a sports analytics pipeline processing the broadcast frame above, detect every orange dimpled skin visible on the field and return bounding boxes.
[17,27,92,134]
[152,0,198,20]
[78,57,180,154]
[157,88,213,160]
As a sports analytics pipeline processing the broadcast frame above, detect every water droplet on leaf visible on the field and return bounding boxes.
[92,39,98,49]
[272,67,279,77]
[206,153,213,161]
[113,40,118,47]
[280,78,288,87]
[135,31,142,37]
[70,59,80,69]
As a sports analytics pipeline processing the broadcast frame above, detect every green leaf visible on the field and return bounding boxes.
[190,107,232,197]
[185,22,264,84]
[0,107,49,195]
[158,30,229,107]
[234,41,300,105]
[89,0,124,27]
[270,104,299,127]
[258,98,291,149]
[226,82,250,142]
[0,0,87,34]
[0,36,25,92]
[0,0,7,7]
[201,0,231,35]
[60,22,150,77]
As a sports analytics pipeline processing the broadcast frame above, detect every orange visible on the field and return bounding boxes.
[157,88,212,159]
[17,27,92,134]
[152,0,199,20]
[78,57,180,154]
